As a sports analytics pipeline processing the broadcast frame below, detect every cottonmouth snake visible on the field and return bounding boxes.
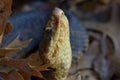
[1,7,88,80]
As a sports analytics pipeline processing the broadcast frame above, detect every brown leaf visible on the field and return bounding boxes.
[0,58,51,79]
[4,22,12,34]
[30,69,44,79]
[0,31,4,45]
[27,53,43,67]
[0,72,7,80]
[0,70,24,80]
[18,71,30,80]
[5,35,32,48]
[0,0,12,44]
[7,70,24,80]
[33,63,52,71]
[0,48,21,57]
[18,70,44,80]
[0,58,30,72]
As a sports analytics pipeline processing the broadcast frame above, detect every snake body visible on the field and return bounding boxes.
[2,8,88,62]
[39,8,71,80]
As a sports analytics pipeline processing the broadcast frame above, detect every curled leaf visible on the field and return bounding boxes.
[5,35,32,48]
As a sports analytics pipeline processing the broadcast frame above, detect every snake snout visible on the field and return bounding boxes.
[52,7,64,19]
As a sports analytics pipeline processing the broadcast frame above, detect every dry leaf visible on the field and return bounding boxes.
[0,31,4,45]
[27,53,43,67]
[0,0,12,44]
[0,48,21,57]
[4,22,12,34]
[0,58,51,80]
[0,70,24,80]
[5,35,32,48]
[0,22,12,45]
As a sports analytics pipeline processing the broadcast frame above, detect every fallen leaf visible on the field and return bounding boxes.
[4,22,12,35]
[93,34,115,80]
[0,58,52,80]
[0,0,12,44]
[0,48,21,57]
[0,31,4,45]
[5,35,32,48]
[0,70,24,80]
[27,53,43,67]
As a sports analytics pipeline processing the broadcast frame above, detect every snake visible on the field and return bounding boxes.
[1,7,88,79]
[2,8,88,62]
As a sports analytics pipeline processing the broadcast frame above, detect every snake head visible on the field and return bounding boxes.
[40,7,70,50]
[44,7,69,41]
